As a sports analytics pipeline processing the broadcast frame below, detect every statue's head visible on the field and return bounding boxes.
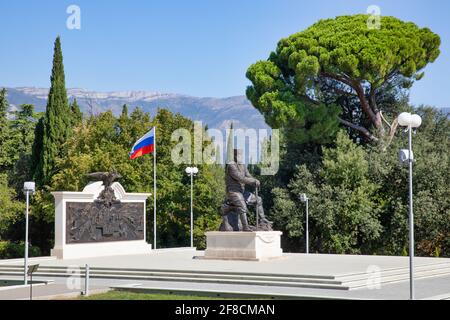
[111,170,122,179]
[233,149,244,164]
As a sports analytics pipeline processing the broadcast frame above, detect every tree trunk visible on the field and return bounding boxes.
[374,111,385,135]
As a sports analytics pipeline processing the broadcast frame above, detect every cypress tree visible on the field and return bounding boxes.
[117,104,131,141]
[0,88,16,174]
[121,104,129,118]
[0,88,7,129]
[11,104,35,154]
[35,37,72,186]
[31,117,44,181]
[70,98,83,126]
[0,88,9,171]
[0,88,8,145]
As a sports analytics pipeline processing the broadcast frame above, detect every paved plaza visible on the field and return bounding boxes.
[0,249,449,300]
[0,249,446,276]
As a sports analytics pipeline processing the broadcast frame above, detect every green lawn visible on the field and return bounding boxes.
[0,280,24,287]
[78,290,244,300]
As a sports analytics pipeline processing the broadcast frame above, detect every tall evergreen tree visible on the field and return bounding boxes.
[116,104,131,143]
[121,104,128,118]
[0,89,8,166]
[31,117,44,178]
[0,88,13,172]
[11,104,36,154]
[0,88,7,131]
[9,105,39,192]
[70,98,83,126]
[35,37,72,186]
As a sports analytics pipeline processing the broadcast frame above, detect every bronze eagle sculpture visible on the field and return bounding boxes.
[86,171,122,205]
[86,171,122,188]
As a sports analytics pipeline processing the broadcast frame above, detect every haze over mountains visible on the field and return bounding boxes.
[5,87,449,129]
[4,87,270,130]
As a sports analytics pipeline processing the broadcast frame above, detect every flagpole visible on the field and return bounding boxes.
[153,127,157,249]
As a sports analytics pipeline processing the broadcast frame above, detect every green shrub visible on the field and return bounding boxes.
[0,241,41,259]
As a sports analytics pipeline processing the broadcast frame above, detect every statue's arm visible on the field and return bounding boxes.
[228,164,257,186]
[245,166,260,187]
[244,166,254,178]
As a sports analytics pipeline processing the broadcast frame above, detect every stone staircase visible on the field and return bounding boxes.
[1,261,450,291]
[336,261,450,289]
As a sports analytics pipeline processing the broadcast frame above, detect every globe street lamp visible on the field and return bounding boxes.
[397,112,422,300]
[300,193,309,254]
[23,181,36,285]
[185,167,199,248]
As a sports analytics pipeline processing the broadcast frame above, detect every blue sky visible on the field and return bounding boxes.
[0,0,448,107]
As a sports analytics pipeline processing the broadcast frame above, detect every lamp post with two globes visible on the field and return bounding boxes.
[185,167,199,248]
[397,112,422,300]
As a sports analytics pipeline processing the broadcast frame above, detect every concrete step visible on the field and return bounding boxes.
[0,266,332,281]
[0,264,336,280]
[0,264,341,285]
[0,270,348,290]
[343,268,450,289]
[337,262,450,281]
[337,262,450,283]
[111,284,358,300]
[2,261,448,291]
[0,268,341,285]
[0,264,347,290]
[3,263,449,279]
[0,256,56,265]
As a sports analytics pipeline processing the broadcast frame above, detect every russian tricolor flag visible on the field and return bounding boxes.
[129,127,155,160]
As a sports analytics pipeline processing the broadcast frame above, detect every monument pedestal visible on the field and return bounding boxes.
[204,231,283,261]
[51,181,152,260]
[51,240,152,260]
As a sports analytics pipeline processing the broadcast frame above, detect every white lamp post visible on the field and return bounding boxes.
[300,193,309,254]
[397,112,422,300]
[185,167,198,248]
[23,181,35,285]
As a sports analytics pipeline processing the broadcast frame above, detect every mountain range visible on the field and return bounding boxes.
[5,87,448,129]
[4,87,269,130]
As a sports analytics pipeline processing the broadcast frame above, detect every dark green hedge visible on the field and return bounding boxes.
[0,241,41,259]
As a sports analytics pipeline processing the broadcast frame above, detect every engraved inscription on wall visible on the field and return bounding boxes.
[66,202,145,244]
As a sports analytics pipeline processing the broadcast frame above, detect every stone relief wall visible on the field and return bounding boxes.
[66,201,145,243]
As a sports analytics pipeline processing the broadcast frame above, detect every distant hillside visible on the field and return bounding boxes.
[4,87,269,130]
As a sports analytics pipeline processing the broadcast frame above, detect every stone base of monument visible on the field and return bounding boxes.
[51,241,152,260]
[203,231,283,261]
[51,180,153,260]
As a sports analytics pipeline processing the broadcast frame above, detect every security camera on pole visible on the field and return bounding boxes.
[185,167,199,248]
[23,181,36,285]
[397,112,422,300]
